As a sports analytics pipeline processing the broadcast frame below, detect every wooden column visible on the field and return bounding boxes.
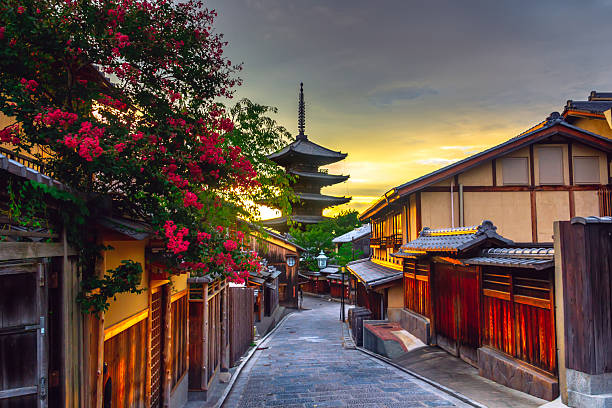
[201,282,209,391]
[163,285,172,408]
[94,251,105,408]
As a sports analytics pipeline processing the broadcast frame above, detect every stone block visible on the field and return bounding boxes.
[388,308,431,345]
[477,346,559,401]
[567,369,612,408]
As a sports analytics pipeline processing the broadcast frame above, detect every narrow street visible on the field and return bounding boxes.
[224,296,467,408]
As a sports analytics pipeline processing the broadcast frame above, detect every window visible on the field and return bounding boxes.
[501,157,529,185]
[573,156,600,184]
[538,147,564,185]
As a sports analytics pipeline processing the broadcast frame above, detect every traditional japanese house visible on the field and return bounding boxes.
[391,223,558,399]
[332,224,371,259]
[247,229,303,309]
[327,270,351,300]
[263,83,351,232]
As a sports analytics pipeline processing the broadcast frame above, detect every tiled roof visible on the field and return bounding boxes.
[267,137,347,166]
[320,266,340,274]
[262,215,328,227]
[346,258,403,289]
[589,91,612,100]
[296,192,351,205]
[98,216,152,240]
[289,169,349,185]
[571,216,612,224]
[393,220,513,255]
[565,100,612,114]
[461,247,554,270]
[332,224,371,243]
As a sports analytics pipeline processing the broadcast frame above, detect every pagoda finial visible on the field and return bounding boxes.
[297,82,307,140]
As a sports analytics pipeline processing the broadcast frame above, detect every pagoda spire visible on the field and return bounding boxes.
[297,82,307,140]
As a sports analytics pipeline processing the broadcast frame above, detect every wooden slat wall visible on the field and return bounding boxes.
[103,318,147,408]
[171,295,188,389]
[228,287,254,366]
[403,262,430,318]
[481,266,556,373]
[187,296,203,390]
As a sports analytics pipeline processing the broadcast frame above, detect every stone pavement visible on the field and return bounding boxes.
[223,296,468,408]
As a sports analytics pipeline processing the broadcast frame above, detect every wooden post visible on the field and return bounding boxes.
[163,285,172,407]
[94,251,105,408]
[221,281,228,371]
[201,282,209,391]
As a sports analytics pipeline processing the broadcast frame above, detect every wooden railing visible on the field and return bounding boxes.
[228,287,254,366]
[0,146,46,174]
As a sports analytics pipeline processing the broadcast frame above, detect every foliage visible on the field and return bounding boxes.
[77,260,144,312]
[225,98,296,221]
[0,0,271,311]
[333,243,364,267]
[289,210,362,270]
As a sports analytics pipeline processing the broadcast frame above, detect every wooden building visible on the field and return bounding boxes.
[263,83,350,232]
[354,94,612,400]
[247,230,303,309]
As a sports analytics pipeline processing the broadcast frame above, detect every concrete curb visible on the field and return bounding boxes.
[344,322,486,408]
[215,310,297,408]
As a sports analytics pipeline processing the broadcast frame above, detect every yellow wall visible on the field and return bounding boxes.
[387,283,404,308]
[409,194,418,240]
[536,191,569,242]
[103,240,149,327]
[463,191,532,242]
[571,117,612,139]
[170,273,188,294]
[459,162,493,186]
[574,190,600,217]
[421,191,459,230]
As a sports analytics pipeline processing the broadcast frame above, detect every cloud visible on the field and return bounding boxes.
[367,86,438,107]
[416,158,459,166]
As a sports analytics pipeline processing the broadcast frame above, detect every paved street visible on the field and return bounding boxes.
[224,296,467,408]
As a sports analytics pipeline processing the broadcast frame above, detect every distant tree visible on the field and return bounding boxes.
[289,210,362,270]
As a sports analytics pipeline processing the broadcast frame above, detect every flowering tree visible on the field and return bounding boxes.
[0,0,265,310]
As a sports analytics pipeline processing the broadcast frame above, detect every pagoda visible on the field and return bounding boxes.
[263,83,351,232]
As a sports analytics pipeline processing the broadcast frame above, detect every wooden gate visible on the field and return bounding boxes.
[0,261,48,408]
[433,263,480,365]
[150,288,163,408]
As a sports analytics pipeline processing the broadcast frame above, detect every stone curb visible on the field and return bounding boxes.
[215,310,297,408]
[346,323,487,408]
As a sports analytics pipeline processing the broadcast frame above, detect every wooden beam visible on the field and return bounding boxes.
[568,142,574,186]
[170,289,187,303]
[530,190,538,243]
[0,386,37,399]
[221,282,228,371]
[529,144,536,187]
[201,282,209,391]
[415,192,422,234]
[420,185,602,193]
[492,159,497,186]
[146,287,152,408]
[103,309,149,341]
[0,242,76,261]
[569,190,576,219]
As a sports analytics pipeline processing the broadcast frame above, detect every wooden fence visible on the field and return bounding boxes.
[228,287,255,366]
[187,279,228,394]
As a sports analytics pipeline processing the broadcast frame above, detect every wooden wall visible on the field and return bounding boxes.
[559,220,612,375]
[403,261,430,318]
[228,287,255,366]
[103,318,148,408]
[170,293,188,389]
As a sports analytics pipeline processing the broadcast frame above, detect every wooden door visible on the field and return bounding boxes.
[433,263,480,365]
[0,261,48,408]
[150,288,163,408]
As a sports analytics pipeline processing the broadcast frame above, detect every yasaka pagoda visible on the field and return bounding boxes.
[263,83,351,232]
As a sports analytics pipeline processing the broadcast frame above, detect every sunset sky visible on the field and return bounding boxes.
[208,0,612,217]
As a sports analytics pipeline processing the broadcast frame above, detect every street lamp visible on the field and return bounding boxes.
[316,250,328,270]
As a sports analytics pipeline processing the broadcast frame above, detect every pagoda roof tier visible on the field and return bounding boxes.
[262,215,328,230]
[289,170,349,186]
[296,192,351,206]
[267,137,347,167]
